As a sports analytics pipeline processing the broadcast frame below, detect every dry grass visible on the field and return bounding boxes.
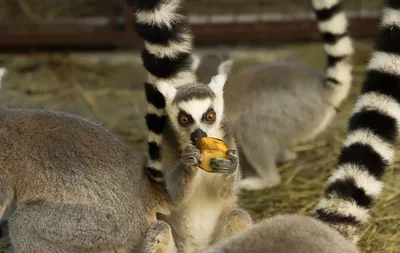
[0,39,398,253]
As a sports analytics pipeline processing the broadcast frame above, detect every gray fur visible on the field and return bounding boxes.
[192,53,233,84]
[173,85,215,104]
[225,61,338,189]
[193,48,352,191]
[0,106,169,253]
[201,215,359,253]
[141,215,359,253]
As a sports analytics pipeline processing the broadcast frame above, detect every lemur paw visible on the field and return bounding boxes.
[239,176,281,191]
[209,149,238,174]
[142,221,174,253]
[181,144,201,167]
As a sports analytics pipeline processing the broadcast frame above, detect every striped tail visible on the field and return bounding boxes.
[312,0,354,104]
[314,0,400,242]
[132,0,197,182]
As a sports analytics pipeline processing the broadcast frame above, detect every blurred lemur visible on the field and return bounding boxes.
[192,0,354,191]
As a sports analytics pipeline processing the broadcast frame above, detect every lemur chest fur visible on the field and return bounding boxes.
[170,170,230,253]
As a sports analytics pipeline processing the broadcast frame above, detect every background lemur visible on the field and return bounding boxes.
[146,2,400,251]
[0,106,170,253]
[200,215,360,253]
[133,1,252,253]
[131,0,197,183]
[193,0,353,191]
[191,53,234,85]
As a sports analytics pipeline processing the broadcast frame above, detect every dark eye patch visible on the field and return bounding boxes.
[177,110,193,127]
[202,108,216,123]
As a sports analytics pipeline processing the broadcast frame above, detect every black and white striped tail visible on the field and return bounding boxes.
[314,0,400,242]
[133,0,197,182]
[312,0,353,88]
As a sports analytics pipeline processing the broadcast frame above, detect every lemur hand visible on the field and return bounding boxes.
[181,144,201,168]
[209,149,238,174]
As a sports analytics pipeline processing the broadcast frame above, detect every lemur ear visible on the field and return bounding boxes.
[190,54,201,72]
[156,81,177,102]
[208,74,227,95]
[0,68,7,90]
[218,59,234,75]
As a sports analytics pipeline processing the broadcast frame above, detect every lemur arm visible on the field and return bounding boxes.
[164,144,199,206]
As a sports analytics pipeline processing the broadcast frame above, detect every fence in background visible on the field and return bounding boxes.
[0,0,382,49]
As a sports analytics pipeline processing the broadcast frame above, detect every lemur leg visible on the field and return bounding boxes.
[140,221,177,253]
[236,131,281,190]
[9,201,138,253]
[210,208,253,245]
[277,146,297,164]
[0,203,14,249]
[164,144,200,206]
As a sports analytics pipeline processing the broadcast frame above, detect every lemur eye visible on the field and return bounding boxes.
[178,113,192,127]
[205,111,216,123]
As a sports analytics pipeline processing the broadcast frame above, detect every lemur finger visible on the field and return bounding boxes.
[209,158,237,174]
[227,149,239,162]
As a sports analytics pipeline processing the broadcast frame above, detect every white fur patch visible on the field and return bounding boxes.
[344,129,394,163]
[367,51,400,77]
[217,60,234,75]
[327,60,352,85]
[353,92,400,133]
[190,54,201,72]
[148,71,197,88]
[0,68,6,90]
[147,160,163,171]
[380,8,400,28]
[148,132,163,145]
[156,81,177,102]
[312,0,340,10]
[316,197,370,223]
[148,104,165,117]
[324,36,354,57]
[179,99,212,123]
[182,171,227,252]
[318,12,348,34]
[327,163,383,198]
[208,74,227,95]
[136,1,182,28]
[144,33,192,59]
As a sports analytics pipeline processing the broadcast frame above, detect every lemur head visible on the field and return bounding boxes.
[156,74,227,148]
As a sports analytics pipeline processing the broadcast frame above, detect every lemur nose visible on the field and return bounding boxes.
[190,129,207,144]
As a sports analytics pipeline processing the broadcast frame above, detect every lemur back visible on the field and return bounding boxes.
[0,106,169,253]
[221,0,353,190]
[201,215,359,253]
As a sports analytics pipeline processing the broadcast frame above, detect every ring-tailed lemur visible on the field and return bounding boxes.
[204,0,353,191]
[314,0,400,242]
[143,2,400,251]
[0,106,170,253]
[132,0,197,183]
[153,74,252,253]
[132,1,253,253]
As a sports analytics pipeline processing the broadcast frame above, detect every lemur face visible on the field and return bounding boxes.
[156,74,227,146]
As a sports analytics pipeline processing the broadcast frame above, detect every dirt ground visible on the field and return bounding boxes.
[0,39,398,253]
